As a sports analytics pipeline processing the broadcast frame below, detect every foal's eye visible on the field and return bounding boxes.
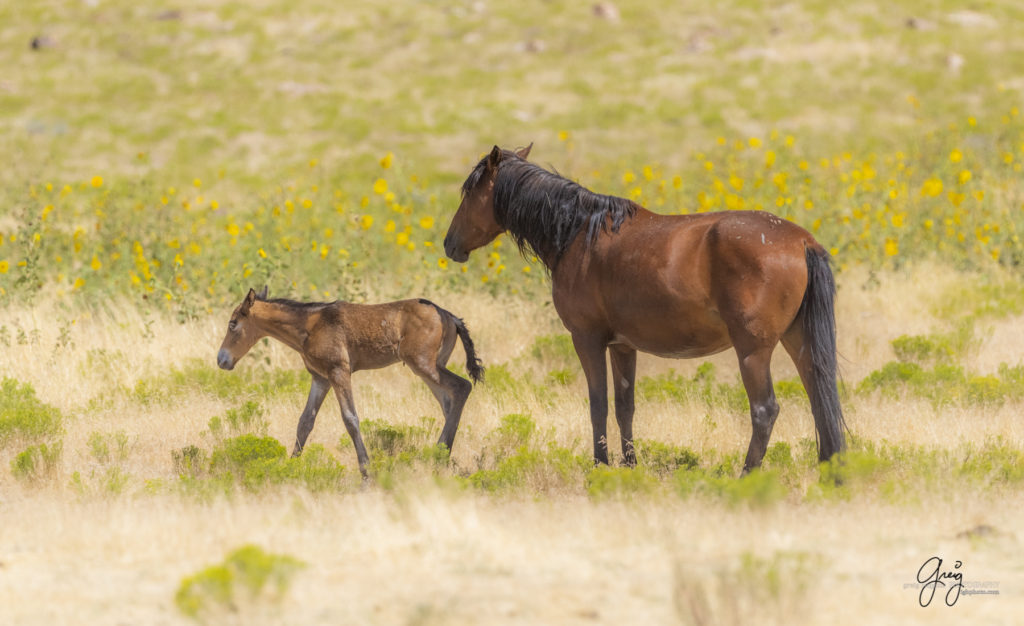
[229,320,238,331]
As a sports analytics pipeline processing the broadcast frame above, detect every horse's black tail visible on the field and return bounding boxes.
[801,246,847,463]
[420,299,485,384]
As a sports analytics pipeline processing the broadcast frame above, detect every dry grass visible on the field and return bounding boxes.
[0,264,1022,624]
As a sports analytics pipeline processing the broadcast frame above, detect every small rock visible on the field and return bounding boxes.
[29,35,56,50]
[155,9,183,21]
[593,2,620,22]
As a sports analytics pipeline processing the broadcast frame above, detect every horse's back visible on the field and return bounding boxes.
[553,209,816,356]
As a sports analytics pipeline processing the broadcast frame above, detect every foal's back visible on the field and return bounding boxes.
[305,299,446,372]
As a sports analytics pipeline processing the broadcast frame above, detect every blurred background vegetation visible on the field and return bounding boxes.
[2,0,1024,314]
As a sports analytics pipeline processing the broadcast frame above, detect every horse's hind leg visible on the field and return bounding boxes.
[408,359,472,452]
[735,343,780,473]
[293,374,330,457]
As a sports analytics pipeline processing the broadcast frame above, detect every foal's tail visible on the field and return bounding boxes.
[421,300,485,384]
[801,246,847,463]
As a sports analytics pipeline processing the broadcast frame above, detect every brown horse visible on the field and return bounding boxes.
[216,286,484,477]
[444,145,845,472]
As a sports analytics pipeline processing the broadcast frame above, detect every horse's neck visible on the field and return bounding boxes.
[252,303,308,352]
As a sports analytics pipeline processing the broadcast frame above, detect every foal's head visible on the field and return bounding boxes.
[216,286,268,370]
[444,143,531,262]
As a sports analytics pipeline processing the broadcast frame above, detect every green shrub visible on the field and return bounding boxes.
[210,435,287,477]
[242,444,348,492]
[529,333,576,365]
[675,467,787,507]
[0,378,62,447]
[356,418,433,456]
[481,363,521,396]
[635,439,699,476]
[470,444,589,492]
[637,363,748,412]
[175,544,306,620]
[858,359,1019,406]
[891,323,975,364]
[208,400,268,440]
[11,440,62,483]
[773,378,808,400]
[205,436,348,492]
[546,368,576,386]
[586,465,659,499]
[958,437,1024,484]
[133,359,308,406]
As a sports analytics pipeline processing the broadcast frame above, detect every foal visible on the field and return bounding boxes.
[216,286,484,477]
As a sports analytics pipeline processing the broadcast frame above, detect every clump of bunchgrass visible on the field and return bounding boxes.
[0,378,62,447]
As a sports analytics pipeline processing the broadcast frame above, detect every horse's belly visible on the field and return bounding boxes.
[610,328,732,359]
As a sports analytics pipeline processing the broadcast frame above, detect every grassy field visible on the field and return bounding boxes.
[1,1,1023,624]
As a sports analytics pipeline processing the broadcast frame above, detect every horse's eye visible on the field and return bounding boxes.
[229,320,238,331]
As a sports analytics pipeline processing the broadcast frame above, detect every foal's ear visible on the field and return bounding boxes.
[486,145,503,170]
[515,143,533,160]
[242,287,257,312]
[257,285,268,300]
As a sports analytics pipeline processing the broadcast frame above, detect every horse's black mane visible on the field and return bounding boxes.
[463,151,637,266]
[259,296,335,309]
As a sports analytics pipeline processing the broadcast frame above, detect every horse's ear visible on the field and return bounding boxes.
[257,285,268,300]
[515,143,533,160]
[486,145,503,170]
[242,287,257,313]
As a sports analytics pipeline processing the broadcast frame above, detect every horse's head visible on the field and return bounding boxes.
[217,285,268,370]
[444,143,531,262]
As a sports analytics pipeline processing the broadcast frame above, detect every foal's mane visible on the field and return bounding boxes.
[463,151,637,266]
[258,296,334,310]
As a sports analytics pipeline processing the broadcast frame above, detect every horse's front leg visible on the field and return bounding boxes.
[573,333,610,465]
[609,344,637,467]
[330,367,370,479]
[292,374,330,457]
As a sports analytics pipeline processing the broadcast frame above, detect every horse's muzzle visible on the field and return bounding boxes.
[444,235,469,262]
[217,349,235,371]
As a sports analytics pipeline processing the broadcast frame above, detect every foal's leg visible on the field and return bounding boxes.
[609,344,637,467]
[412,364,472,453]
[292,374,330,457]
[735,343,780,473]
[573,333,610,465]
[330,368,370,478]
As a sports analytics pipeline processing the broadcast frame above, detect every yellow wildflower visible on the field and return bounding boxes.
[0,260,7,273]
[950,149,962,163]
[884,238,899,257]
[438,257,448,269]
[419,216,435,229]
[90,255,102,271]
[90,176,103,188]
[373,178,388,195]
[360,215,374,229]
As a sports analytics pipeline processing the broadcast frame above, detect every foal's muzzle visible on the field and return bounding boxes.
[217,349,235,371]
